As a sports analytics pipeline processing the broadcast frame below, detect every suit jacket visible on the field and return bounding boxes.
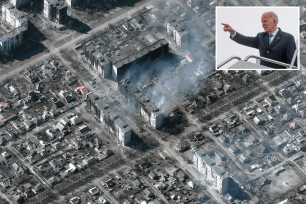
[230,28,297,68]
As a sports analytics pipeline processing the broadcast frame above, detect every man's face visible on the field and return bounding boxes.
[261,14,277,34]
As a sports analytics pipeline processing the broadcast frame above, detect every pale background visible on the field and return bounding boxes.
[216,7,300,69]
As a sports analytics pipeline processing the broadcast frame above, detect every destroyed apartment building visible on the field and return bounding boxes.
[84,12,169,81]
[0,2,28,54]
[86,92,131,146]
[44,0,68,24]
[119,79,165,130]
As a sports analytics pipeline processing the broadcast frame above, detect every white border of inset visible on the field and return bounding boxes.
[216,6,300,70]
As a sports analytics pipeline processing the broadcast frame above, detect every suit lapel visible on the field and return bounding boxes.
[269,28,282,48]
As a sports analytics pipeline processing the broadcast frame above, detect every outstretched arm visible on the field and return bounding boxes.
[221,23,259,49]
[231,32,259,49]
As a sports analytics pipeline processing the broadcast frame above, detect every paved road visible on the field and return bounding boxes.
[250,151,306,181]
[143,128,226,204]
[5,105,84,193]
[9,143,52,189]
[94,180,120,204]
[140,176,170,204]
[34,146,73,167]
[0,192,14,204]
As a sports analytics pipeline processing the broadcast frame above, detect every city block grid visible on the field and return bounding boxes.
[0,0,305,204]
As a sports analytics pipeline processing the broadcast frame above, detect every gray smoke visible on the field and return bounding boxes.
[121,0,215,114]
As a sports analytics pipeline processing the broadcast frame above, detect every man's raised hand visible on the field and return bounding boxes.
[221,23,235,35]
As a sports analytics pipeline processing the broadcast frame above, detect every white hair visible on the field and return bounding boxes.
[262,11,278,24]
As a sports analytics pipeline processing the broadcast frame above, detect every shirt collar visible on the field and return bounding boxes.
[271,28,279,36]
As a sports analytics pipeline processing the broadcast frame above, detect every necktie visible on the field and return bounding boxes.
[269,34,273,45]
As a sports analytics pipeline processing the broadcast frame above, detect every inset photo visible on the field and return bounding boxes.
[216,7,299,70]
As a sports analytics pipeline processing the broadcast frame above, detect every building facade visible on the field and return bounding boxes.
[0,27,25,54]
[86,93,131,146]
[2,3,28,29]
[0,2,28,55]
[166,21,188,49]
[164,15,189,49]
[193,148,229,194]
[44,0,67,24]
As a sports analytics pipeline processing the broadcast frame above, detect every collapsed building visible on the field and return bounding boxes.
[119,79,165,130]
[193,148,229,194]
[44,0,68,24]
[86,93,131,146]
[0,2,28,54]
[84,10,169,81]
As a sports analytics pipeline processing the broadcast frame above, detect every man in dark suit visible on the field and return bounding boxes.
[221,11,297,68]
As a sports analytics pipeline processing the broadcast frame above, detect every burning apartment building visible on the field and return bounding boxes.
[84,10,169,81]
[86,93,131,146]
[44,0,68,24]
[0,2,28,54]
[119,79,165,129]
[193,148,229,194]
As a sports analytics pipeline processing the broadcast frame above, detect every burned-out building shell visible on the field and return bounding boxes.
[119,79,165,129]
[85,38,169,81]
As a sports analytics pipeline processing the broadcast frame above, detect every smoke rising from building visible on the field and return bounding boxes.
[117,0,215,114]
[121,43,213,115]
[83,0,215,115]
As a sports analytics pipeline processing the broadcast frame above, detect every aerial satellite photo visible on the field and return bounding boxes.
[0,0,304,203]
